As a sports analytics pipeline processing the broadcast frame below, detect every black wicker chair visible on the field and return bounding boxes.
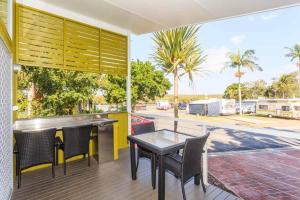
[57,124,92,175]
[132,122,157,189]
[165,133,210,200]
[14,128,57,188]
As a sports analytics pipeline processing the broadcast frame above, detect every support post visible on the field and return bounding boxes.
[126,34,131,135]
[202,125,208,185]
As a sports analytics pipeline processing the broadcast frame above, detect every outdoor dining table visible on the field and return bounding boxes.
[127,129,194,200]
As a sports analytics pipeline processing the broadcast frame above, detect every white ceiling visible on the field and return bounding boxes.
[37,0,300,34]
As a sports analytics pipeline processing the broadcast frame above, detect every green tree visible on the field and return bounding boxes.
[152,25,206,127]
[246,80,267,98]
[223,83,249,100]
[222,49,262,115]
[264,85,276,98]
[100,60,171,111]
[99,75,126,110]
[18,66,99,117]
[285,44,300,97]
[273,72,298,98]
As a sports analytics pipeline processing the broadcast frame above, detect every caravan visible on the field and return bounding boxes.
[188,99,236,116]
[256,99,300,119]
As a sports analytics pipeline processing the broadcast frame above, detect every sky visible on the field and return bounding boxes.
[130,6,300,95]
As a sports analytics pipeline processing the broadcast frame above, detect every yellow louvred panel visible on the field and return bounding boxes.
[16,5,64,68]
[0,0,7,27]
[100,30,128,76]
[64,20,100,72]
[15,4,128,75]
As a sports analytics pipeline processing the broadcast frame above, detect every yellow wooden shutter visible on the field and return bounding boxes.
[15,4,128,75]
[0,0,8,27]
[0,0,12,54]
[100,30,128,76]
[64,20,100,72]
[16,5,64,68]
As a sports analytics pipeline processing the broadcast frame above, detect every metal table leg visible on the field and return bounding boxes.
[194,174,200,185]
[130,141,137,180]
[158,155,165,200]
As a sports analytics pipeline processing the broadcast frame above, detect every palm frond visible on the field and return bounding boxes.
[285,44,300,62]
[152,25,206,84]
[222,49,262,74]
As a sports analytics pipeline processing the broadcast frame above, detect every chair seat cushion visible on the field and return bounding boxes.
[165,153,183,176]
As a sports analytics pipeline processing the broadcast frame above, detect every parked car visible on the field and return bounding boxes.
[156,100,171,110]
[135,104,147,111]
[178,102,187,110]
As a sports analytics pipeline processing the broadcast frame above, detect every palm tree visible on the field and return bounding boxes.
[285,44,300,97]
[273,73,298,98]
[222,49,262,115]
[152,25,205,129]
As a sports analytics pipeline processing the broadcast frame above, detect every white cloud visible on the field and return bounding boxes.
[202,47,230,73]
[230,34,246,45]
[260,14,277,21]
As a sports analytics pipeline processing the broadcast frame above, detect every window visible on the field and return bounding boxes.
[259,105,268,110]
[294,106,300,111]
[282,106,290,111]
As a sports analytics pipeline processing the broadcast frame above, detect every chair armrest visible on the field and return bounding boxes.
[167,153,183,164]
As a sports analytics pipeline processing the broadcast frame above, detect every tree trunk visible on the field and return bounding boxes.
[174,68,179,132]
[27,83,36,117]
[298,58,300,98]
[238,67,242,116]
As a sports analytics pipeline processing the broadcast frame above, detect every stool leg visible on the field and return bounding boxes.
[18,170,21,189]
[52,163,55,178]
[56,147,59,166]
[64,158,67,175]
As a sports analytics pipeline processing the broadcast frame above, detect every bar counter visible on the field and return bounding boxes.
[13,113,128,169]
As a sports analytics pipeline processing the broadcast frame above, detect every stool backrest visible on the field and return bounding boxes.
[14,128,56,170]
[62,125,92,159]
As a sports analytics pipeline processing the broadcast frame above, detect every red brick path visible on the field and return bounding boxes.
[208,149,300,200]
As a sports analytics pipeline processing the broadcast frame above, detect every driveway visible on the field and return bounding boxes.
[207,127,300,153]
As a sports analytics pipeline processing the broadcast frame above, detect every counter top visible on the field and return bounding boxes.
[13,115,118,132]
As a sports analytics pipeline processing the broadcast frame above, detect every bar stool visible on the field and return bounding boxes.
[56,124,92,175]
[14,128,57,188]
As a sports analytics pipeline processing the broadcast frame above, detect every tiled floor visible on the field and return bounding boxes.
[208,148,300,200]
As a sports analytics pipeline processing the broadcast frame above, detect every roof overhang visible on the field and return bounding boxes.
[17,0,300,35]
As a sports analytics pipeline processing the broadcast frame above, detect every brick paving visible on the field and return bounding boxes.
[208,148,300,200]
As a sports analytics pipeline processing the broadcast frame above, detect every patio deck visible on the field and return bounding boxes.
[12,150,239,200]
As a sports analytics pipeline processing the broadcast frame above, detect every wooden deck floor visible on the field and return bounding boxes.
[12,150,239,200]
